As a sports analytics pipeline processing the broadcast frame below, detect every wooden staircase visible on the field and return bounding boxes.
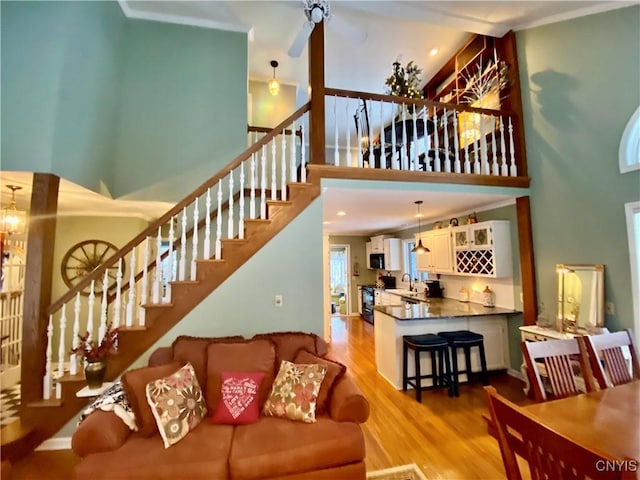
[1,180,320,462]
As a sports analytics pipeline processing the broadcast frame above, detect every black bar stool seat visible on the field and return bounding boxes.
[437,330,488,397]
[402,334,453,401]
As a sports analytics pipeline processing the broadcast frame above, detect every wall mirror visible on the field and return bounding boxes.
[556,264,605,333]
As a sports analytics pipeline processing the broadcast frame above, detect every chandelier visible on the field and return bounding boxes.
[1,185,27,235]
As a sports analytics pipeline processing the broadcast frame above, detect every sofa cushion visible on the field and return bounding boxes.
[229,416,365,480]
[252,332,319,366]
[121,362,181,437]
[146,363,208,448]
[171,335,244,392]
[294,349,346,415]
[211,371,264,425]
[206,339,276,411]
[73,422,234,480]
[263,360,327,423]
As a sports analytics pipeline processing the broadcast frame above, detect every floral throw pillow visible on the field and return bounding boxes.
[263,360,327,423]
[211,371,264,425]
[145,362,207,448]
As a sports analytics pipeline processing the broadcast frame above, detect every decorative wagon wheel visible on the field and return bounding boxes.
[61,240,123,296]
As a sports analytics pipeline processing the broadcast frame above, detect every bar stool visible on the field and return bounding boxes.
[437,330,488,397]
[402,334,453,401]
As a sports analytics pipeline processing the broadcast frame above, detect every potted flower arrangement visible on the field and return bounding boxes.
[71,323,118,389]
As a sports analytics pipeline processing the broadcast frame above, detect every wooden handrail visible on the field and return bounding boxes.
[248,125,302,137]
[47,102,311,315]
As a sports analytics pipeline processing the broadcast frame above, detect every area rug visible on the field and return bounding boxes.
[367,463,428,480]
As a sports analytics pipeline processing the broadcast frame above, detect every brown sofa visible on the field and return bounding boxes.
[71,332,370,480]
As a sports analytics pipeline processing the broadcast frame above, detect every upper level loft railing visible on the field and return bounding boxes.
[322,88,527,180]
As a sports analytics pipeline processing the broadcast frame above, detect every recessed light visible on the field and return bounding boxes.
[429,48,439,57]
[337,211,346,216]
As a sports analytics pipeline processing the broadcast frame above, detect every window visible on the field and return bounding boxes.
[619,106,640,173]
[625,201,640,345]
[402,239,428,283]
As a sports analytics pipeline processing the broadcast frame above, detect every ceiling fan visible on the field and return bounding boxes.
[288,0,367,58]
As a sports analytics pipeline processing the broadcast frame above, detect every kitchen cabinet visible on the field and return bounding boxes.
[370,235,386,253]
[357,286,363,315]
[451,220,512,278]
[469,316,509,371]
[383,238,402,271]
[365,242,372,269]
[415,229,454,273]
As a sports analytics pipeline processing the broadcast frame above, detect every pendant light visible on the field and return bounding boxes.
[0,185,26,235]
[268,60,280,96]
[411,200,429,254]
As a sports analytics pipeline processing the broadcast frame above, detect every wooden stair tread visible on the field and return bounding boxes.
[0,420,35,446]
[28,399,63,408]
[57,373,85,383]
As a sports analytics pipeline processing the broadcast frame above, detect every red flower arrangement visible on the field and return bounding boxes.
[70,324,118,363]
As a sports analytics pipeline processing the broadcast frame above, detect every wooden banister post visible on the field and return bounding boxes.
[308,20,326,165]
[21,173,59,416]
[516,196,537,326]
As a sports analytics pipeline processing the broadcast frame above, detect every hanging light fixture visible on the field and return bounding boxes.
[268,60,280,96]
[0,185,26,235]
[411,200,430,254]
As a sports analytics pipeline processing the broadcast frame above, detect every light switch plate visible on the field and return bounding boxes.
[275,295,283,307]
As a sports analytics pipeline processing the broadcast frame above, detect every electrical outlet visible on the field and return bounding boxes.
[605,301,615,315]
[274,295,283,307]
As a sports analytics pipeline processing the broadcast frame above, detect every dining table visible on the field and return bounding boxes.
[521,380,640,462]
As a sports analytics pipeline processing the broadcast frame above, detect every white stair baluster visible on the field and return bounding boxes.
[290,121,296,182]
[112,263,122,327]
[300,126,306,182]
[473,115,480,174]
[249,156,256,219]
[357,99,363,168]
[260,146,267,218]
[43,315,53,400]
[423,107,431,172]
[391,102,397,169]
[57,303,66,398]
[99,269,108,340]
[453,111,461,173]
[270,141,277,200]
[179,208,187,280]
[509,117,517,176]
[191,199,199,280]
[280,130,287,200]
[411,105,418,171]
[334,96,339,166]
[87,280,96,338]
[443,108,451,173]
[500,117,508,177]
[153,227,162,304]
[126,246,136,327]
[345,99,352,167]
[480,114,489,174]
[463,113,471,174]
[139,237,149,326]
[490,117,499,175]
[380,100,386,169]
[239,162,246,239]
[69,293,81,375]
[227,169,235,239]
[167,218,175,298]
[433,107,440,172]
[215,182,223,259]
[368,100,375,169]
[204,189,212,258]
[401,105,407,170]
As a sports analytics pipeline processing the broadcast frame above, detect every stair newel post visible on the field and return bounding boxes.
[280,129,287,200]
[433,106,440,172]
[139,237,149,326]
[289,121,296,182]
[70,292,81,375]
[125,246,136,327]
[443,108,451,173]
[480,114,489,175]
[249,156,257,219]
[260,145,267,219]
[333,96,339,166]
[239,162,246,239]
[191,198,199,280]
[215,181,223,259]
[43,315,53,400]
[56,303,66,399]
[87,280,96,338]
[473,114,480,174]
[153,227,162,304]
[179,208,188,281]
[300,125,306,182]
[411,104,418,171]
[490,117,499,176]
[423,107,431,172]
[227,170,235,239]
[499,117,508,177]
[270,139,277,201]
[99,269,108,340]
[400,103,407,170]
[508,117,517,177]
[205,192,216,258]
[346,98,352,167]
[453,110,461,173]
[380,100,386,168]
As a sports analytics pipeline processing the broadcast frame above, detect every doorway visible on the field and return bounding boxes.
[329,245,350,316]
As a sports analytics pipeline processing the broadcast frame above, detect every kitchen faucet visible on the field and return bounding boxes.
[401,273,415,292]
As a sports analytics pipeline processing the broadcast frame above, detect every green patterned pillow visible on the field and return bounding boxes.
[145,362,207,448]
[263,360,327,423]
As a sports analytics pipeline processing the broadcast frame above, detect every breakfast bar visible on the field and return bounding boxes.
[373,298,520,389]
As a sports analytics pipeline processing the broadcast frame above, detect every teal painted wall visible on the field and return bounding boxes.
[113,20,247,200]
[1,0,125,191]
[517,6,640,333]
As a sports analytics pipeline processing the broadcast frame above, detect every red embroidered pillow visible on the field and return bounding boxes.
[210,372,264,425]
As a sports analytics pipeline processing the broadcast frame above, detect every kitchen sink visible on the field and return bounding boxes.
[386,289,420,297]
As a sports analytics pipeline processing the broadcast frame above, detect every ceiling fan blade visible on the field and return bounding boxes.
[288,21,315,58]
[326,14,367,45]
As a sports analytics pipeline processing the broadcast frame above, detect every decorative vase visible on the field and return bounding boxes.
[482,286,495,307]
[85,360,106,389]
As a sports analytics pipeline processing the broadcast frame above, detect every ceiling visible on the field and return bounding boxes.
[3,1,630,237]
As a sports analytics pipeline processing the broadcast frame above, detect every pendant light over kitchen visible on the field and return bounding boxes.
[411,200,430,254]
[268,60,280,96]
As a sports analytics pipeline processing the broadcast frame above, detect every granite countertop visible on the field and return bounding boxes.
[373,297,521,321]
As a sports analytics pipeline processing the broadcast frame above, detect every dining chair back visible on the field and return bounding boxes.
[580,329,640,389]
[484,386,634,480]
[521,338,594,402]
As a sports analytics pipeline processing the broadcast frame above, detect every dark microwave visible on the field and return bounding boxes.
[369,253,384,269]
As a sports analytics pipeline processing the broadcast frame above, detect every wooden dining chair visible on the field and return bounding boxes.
[484,386,634,480]
[579,329,640,389]
[521,338,595,402]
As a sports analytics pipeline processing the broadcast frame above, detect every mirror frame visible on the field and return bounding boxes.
[556,263,605,333]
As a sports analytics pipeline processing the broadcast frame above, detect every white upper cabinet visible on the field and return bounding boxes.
[415,229,454,273]
[383,238,402,271]
[451,221,512,278]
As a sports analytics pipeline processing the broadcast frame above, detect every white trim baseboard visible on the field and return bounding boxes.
[35,437,72,451]
[507,367,524,381]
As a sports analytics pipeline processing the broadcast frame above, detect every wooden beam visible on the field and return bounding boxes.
[308,19,325,165]
[21,174,59,416]
[516,196,537,325]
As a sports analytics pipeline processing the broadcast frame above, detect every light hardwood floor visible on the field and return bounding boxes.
[8,315,528,479]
